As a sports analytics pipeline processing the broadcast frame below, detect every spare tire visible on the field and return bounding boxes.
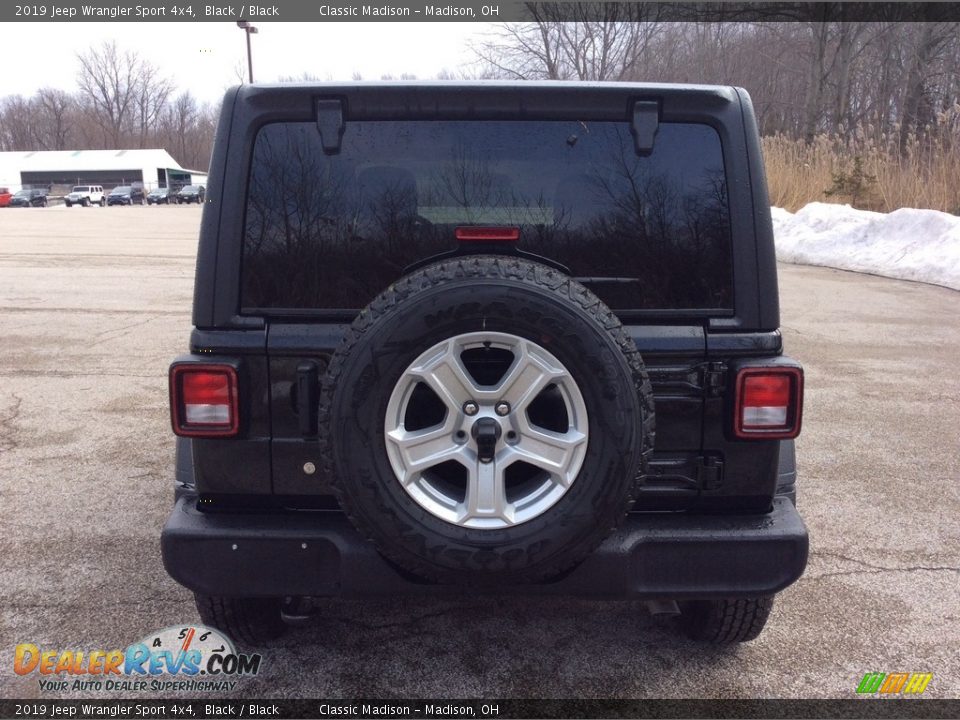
[319,256,654,584]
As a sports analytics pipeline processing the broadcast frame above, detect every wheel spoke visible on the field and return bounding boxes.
[409,340,479,409]
[385,426,461,483]
[510,427,587,485]
[461,457,510,522]
[497,343,563,410]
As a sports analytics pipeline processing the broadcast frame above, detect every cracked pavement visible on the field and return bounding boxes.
[1,207,958,699]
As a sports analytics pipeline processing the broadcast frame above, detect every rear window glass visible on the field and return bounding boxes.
[241,120,733,312]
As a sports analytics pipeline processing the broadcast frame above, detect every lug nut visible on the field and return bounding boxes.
[495,402,510,416]
[463,401,479,416]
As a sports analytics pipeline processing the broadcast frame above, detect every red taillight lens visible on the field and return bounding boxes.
[170,364,239,437]
[455,226,521,242]
[733,367,803,439]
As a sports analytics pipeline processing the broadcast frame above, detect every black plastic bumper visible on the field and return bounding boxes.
[162,493,808,599]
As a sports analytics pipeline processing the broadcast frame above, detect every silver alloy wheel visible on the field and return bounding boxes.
[384,332,589,529]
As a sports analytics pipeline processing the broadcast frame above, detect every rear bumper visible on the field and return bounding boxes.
[161,493,808,599]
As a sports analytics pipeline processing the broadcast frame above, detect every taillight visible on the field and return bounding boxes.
[169,364,239,437]
[733,367,803,439]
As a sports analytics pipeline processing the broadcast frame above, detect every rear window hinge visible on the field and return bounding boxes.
[631,100,660,155]
[697,455,724,491]
[316,98,345,155]
[702,362,727,397]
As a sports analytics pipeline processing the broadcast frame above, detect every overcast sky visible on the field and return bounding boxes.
[4,22,492,103]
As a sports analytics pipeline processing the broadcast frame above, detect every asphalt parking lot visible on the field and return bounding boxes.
[1,206,958,700]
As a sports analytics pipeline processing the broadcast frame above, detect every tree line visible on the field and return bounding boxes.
[473,10,960,149]
[0,41,218,171]
[3,16,959,178]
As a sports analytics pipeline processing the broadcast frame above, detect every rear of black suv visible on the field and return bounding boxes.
[162,82,807,645]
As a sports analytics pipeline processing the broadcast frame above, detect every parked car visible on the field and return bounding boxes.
[162,82,808,646]
[9,188,48,207]
[176,185,205,204]
[107,185,145,206]
[147,188,171,205]
[0,187,12,207]
[64,185,105,207]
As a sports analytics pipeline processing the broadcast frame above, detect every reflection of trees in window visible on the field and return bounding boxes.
[678,169,731,306]
[429,141,496,212]
[353,166,422,255]
[362,179,418,251]
[423,141,510,221]
[242,122,733,311]
[243,127,454,308]
[244,127,353,308]
[421,142,558,237]
[527,126,732,308]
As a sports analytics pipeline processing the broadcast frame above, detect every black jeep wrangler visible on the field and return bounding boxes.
[162,82,808,645]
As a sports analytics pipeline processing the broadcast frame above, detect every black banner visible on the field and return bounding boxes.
[4,2,960,23]
[2,699,960,719]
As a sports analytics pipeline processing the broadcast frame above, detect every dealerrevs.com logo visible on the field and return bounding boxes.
[14,626,263,693]
[856,672,933,696]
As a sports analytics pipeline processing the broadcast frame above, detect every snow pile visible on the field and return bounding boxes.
[771,202,960,291]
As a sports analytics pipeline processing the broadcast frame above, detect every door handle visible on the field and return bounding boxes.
[296,361,319,437]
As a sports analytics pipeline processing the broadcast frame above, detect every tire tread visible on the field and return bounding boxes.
[680,596,774,643]
[194,594,285,646]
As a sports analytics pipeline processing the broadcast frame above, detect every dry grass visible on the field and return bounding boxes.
[762,111,960,214]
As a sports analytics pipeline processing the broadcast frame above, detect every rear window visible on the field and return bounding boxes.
[241,120,733,312]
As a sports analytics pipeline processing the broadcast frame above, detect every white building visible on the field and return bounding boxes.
[0,148,207,193]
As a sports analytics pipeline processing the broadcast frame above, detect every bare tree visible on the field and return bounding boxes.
[898,22,958,150]
[76,41,138,147]
[0,95,35,151]
[470,12,960,153]
[831,22,872,129]
[133,63,174,148]
[30,88,76,151]
[473,3,666,81]
[161,91,199,165]
[76,40,173,148]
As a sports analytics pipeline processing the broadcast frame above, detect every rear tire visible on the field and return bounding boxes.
[194,594,286,646]
[678,596,774,643]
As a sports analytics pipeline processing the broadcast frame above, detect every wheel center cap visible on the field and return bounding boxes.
[470,417,502,463]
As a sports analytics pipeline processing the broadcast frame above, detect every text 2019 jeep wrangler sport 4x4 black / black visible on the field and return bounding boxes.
[162,82,808,645]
